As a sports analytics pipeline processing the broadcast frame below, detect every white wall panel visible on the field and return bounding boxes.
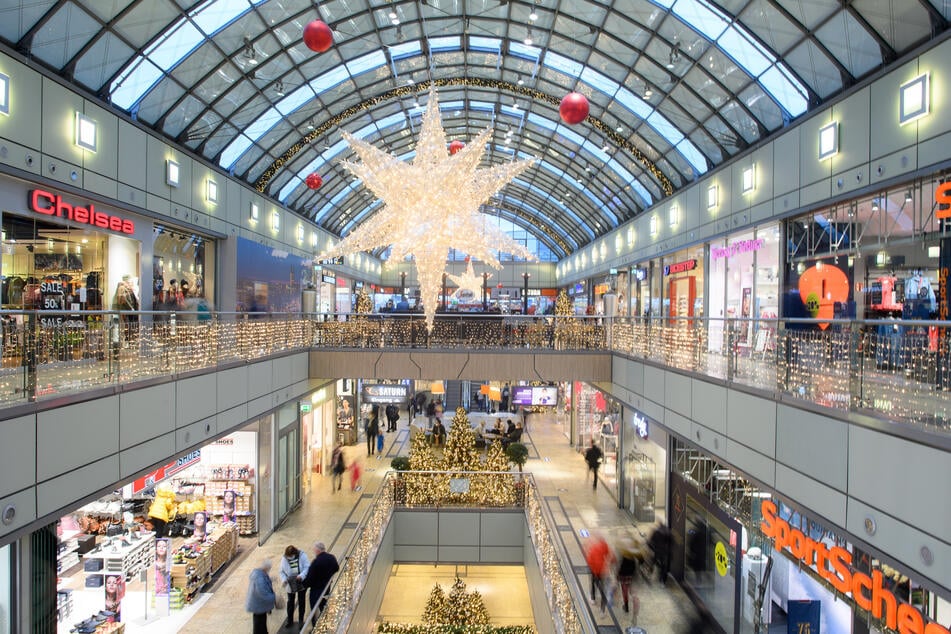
[247,360,274,399]
[726,391,776,457]
[776,404,847,491]
[37,455,119,517]
[119,382,175,449]
[119,433,175,480]
[176,416,217,452]
[830,89,871,173]
[117,120,147,190]
[690,421,726,457]
[846,498,951,593]
[643,366,665,404]
[0,414,35,498]
[216,366,249,411]
[0,488,36,535]
[36,395,119,481]
[847,426,951,542]
[664,371,692,418]
[772,128,800,196]
[725,440,774,488]
[175,373,217,426]
[691,379,727,435]
[0,54,42,150]
[869,60,920,161]
[775,463,847,527]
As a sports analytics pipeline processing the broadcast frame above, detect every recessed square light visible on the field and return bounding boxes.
[818,121,838,160]
[742,166,755,194]
[250,201,259,221]
[310,232,318,248]
[649,215,658,236]
[899,74,929,125]
[0,72,9,115]
[271,210,280,231]
[669,205,678,227]
[166,160,180,187]
[75,112,97,152]
[296,224,304,242]
[707,184,718,209]
[207,179,218,203]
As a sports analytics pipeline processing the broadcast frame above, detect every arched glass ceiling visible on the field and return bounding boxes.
[3,0,947,256]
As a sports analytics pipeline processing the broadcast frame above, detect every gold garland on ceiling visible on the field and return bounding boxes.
[252,78,675,197]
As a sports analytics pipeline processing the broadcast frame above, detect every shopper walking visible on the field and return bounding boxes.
[245,559,277,634]
[385,403,399,432]
[349,458,362,491]
[648,521,673,586]
[330,443,345,493]
[365,409,380,456]
[304,542,340,626]
[616,537,640,614]
[279,545,310,628]
[584,439,604,490]
[585,534,613,613]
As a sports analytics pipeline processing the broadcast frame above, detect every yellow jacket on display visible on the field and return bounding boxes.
[148,488,177,522]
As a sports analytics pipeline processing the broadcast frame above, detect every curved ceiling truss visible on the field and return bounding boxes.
[2,0,947,258]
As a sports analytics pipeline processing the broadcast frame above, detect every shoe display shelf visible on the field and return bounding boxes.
[170,548,212,600]
[81,532,155,585]
[58,530,81,574]
[207,524,238,574]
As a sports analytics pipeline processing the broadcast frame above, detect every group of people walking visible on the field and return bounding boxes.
[585,522,673,616]
[245,541,340,634]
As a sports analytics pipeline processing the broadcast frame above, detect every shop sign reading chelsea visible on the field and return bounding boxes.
[29,189,135,235]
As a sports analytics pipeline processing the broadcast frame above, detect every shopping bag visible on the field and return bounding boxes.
[377,433,384,452]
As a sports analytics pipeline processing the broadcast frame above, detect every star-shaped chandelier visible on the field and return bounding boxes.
[448,258,491,302]
[321,90,537,330]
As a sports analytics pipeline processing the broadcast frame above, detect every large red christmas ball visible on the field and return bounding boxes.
[303,20,334,53]
[559,92,589,125]
[449,140,465,155]
[305,173,323,190]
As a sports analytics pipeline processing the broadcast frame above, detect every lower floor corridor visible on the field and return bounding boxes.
[176,411,696,634]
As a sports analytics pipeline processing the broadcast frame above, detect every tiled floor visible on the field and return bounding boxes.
[177,413,696,634]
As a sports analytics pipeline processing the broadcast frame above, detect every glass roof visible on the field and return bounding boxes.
[2,0,946,258]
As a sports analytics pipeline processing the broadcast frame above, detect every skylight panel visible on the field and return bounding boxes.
[671,0,729,41]
[607,158,653,206]
[429,36,461,52]
[509,41,542,61]
[276,84,314,116]
[219,134,254,169]
[389,40,422,60]
[243,108,283,144]
[647,112,685,145]
[760,66,807,117]
[147,22,203,71]
[347,50,387,76]
[676,139,709,175]
[110,58,163,109]
[310,65,350,95]
[580,67,620,96]
[614,90,653,120]
[192,0,259,35]
[719,27,770,76]
[469,36,502,52]
[314,183,359,223]
[513,178,594,239]
[545,51,583,79]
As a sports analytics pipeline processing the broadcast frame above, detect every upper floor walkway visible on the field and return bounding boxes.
[0,310,947,442]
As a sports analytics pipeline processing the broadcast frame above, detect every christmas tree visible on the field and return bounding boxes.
[441,407,480,473]
[422,577,490,626]
[405,429,441,505]
[554,289,573,316]
[355,287,374,314]
[420,583,447,625]
[478,440,516,507]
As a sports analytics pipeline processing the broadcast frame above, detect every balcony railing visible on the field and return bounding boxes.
[309,471,594,634]
[0,310,947,435]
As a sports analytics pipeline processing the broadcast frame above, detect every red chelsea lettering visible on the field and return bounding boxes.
[29,190,134,235]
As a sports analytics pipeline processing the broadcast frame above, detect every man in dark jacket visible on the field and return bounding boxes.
[648,522,673,585]
[304,542,339,625]
[385,404,399,432]
[584,440,603,490]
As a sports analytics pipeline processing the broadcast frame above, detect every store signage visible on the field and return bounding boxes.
[631,410,649,439]
[663,259,697,276]
[29,189,134,235]
[633,268,647,281]
[130,450,201,494]
[361,383,410,404]
[760,500,947,634]
[525,289,541,296]
[935,182,951,219]
[593,283,610,294]
[316,256,344,265]
[321,274,336,284]
[572,282,585,294]
[711,238,765,260]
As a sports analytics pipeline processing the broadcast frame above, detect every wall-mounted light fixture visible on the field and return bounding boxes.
[899,73,930,125]
[649,215,658,236]
[818,121,838,160]
[310,232,318,248]
[871,197,881,212]
[741,165,755,194]
[271,210,280,232]
[0,72,9,115]
[669,205,678,227]
[296,224,304,242]
[166,160,180,187]
[707,184,718,209]
[206,179,218,203]
[75,112,97,152]
[250,201,259,221]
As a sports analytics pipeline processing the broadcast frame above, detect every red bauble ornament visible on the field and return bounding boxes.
[559,92,590,125]
[305,173,323,190]
[303,20,334,53]
[448,140,465,155]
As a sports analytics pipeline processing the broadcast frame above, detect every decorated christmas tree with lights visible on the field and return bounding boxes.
[423,577,490,626]
[442,407,481,473]
[405,428,441,505]
[355,286,374,314]
[554,289,573,316]
[478,439,516,507]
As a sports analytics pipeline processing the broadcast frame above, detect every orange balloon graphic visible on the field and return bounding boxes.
[798,263,849,329]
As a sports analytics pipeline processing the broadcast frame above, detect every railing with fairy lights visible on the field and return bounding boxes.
[307,471,595,634]
[0,310,947,435]
[610,316,951,434]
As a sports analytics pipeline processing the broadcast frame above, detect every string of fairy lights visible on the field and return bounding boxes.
[253,77,674,202]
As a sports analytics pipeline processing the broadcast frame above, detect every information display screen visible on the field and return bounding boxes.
[512,386,558,406]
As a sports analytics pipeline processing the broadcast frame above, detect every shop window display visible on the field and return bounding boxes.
[573,383,619,497]
[152,226,215,314]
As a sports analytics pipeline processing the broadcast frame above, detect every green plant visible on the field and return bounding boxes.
[504,442,529,473]
[390,456,411,471]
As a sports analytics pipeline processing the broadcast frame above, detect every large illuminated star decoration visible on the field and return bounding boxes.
[448,258,491,302]
[321,90,537,330]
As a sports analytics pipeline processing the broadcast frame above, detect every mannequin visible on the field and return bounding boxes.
[904,269,936,313]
